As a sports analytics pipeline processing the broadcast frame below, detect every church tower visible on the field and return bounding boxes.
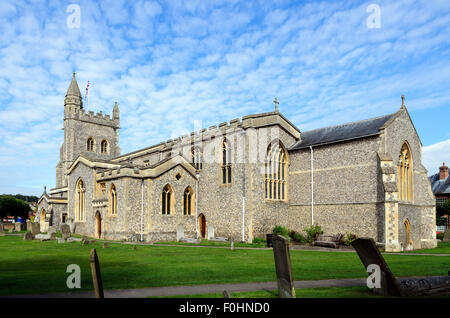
[56,73,120,188]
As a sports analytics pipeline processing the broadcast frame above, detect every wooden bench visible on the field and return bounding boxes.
[313,235,339,248]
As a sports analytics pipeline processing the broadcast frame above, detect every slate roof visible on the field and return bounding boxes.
[289,113,395,151]
[429,174,450,195]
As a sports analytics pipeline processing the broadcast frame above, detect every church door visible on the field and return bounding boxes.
[199,214,206,238]
[95,211,102,239]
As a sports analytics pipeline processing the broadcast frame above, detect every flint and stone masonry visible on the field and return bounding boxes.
[36,74,437,251]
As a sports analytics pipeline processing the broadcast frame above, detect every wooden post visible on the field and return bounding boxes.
[90,248,104,298]
[272,235,296,298]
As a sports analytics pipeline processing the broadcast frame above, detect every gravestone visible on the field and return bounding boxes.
[26,220,32,231]
[176,224,184,242]
[103,242,109,248]
[230,240,234,251]
[443,229,450,242]
[207,224,214,240]
[35,234,51,241]
[67,218,75,233]
[90,248,104,298]
[57,238,65,244]
[351,238,402,297]
[15,222,24,232]
[31,223,40,236]
[222,290,231,298]
[61,224,71,240]
[8,228,14,233]
[272,235,296,298]
[0,222,3,232]
[352,237,450,296]
[50,232,57,240]
[24,232,34,240]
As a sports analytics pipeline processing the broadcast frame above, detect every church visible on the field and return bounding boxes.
[36,73,437,251]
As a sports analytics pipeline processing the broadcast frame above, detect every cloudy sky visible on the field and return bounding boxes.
[0,0,449,196]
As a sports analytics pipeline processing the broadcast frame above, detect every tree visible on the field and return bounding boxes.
[0,195,30,220]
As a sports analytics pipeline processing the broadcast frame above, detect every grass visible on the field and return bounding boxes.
[154,239,267,248]
[152,286,384,298]
[399,242,450,254]
[0,235,449,296]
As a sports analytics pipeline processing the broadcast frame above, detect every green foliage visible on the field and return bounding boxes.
[436,200,450,217]
[0,195,30,220]
[252,237,266,244]
[272,225,290,238]
[345,233,357,246]
[304,225,323,243]
[436,232,444,240]
[436,216,447,226]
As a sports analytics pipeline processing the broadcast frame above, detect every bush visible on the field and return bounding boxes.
[304,225,323,243]
[272,225,290,238]
[293,232,307,243]
[436,232,444,240]
[345,232,357,246]
[252,237,266,244]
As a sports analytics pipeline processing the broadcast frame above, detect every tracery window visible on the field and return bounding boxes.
[265,142,287,201]
[162,185,173,215]
[76,179,86,221]
[87,137,95,152]
[398,143,413,201]
[221,138,231,184]
[183,187,194,215]
[101,140,109,154]
[110,184,117,215]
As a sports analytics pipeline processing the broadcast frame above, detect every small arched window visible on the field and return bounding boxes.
[221,138,231,184]
[191,147,203,170]
[162,185,173,215]
[265,141,288,201]
[76,179,86,221]
[101,140,109,154]
[110,184,117,215]
[87,137,95,152]
[183,187,194,215]
[398,143,413,201]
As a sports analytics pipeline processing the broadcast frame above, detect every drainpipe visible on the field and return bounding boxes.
[195,173,200,239]
[310,146,314,225]
[140,179,144,242]
[241,130,246,243]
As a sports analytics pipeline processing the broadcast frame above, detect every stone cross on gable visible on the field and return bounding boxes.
[273,98,279,112]
[401,94,405,107]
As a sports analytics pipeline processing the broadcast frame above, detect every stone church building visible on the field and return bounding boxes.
[37,73,437,251]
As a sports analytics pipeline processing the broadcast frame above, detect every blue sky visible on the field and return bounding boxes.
[0,0,449,196]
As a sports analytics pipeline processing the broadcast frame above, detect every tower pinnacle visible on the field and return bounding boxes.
[65,72,83,109]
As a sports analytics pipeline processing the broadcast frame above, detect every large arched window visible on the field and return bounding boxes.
[110,184,117,215]
[191,146,203,170]
[87,137,95,152]
[183,187,194,215]
[221,138,231,184]
[265,141,288,201]
[162,185,173,215]
[398,142,413,201]
[101,140,109,154]
[76,179,86,221]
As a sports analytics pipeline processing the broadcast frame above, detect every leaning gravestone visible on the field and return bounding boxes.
[24,232,34,240]
[272,235,296,298]
[443,229,450,242]
[207,224,215,240]
[31,222,40,236]
[61,224,71,240]
[176,224,184,242]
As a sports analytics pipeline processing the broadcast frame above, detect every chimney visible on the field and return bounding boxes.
[439,162,449,180]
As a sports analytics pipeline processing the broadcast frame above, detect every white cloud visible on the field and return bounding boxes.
[422,139,450,176]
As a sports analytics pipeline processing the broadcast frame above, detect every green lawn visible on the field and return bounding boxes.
[399,242,450,254]
[0,235,449,296]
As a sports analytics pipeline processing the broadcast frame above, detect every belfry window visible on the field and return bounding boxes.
[101,140,109,154]
[76,179,86,221]
[221,138,231,184]
[183,187,194,215]
[265,142,288,201]
[192,147,203,170]
[87,137,95,152]
[162,185,173,215]
[398,143,413,201]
